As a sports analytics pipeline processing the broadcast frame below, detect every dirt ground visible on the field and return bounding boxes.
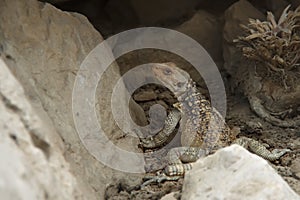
[105,83,300,200]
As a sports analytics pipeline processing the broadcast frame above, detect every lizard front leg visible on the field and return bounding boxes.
[165,147,207,175]
[140,147,207,187]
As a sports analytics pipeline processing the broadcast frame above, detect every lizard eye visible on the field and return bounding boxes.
[163,68,172,75]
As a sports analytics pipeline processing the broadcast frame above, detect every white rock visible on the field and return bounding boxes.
[182,145,300,200]
[0,58,82,199]
[0,0,145,198]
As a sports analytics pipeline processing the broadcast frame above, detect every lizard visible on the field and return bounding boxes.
[139,108,181,149]
[140,62,291,185]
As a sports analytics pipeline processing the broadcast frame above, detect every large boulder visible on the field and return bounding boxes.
[176,10,223,67]
[0,58,82,199]
[223,0,265,81]
[0,0,146,198]
[105,0,200,28]
[182,145,300,200]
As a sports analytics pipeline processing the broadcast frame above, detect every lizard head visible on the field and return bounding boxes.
[152,62,190,96]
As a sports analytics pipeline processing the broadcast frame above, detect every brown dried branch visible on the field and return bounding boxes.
[234,5,300,88]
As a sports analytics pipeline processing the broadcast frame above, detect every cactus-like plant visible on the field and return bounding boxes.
[234,5,300,89]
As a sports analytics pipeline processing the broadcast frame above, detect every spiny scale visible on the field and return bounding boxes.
[140,62,290,178]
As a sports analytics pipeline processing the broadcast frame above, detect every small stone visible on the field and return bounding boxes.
[280,154,292,166]
[158,91,174,100]
[295,172,300,179]
[133,90,157,101]
[288,139,300,150]
[156,100,169,109]
[246,120,263,130]
[275,166,293,177]
[291,158,300,175]
[161,191,180,200]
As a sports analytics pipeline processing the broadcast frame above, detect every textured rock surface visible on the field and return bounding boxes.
[0,58,82,199]
[0,0,145,199]
[105,0,200,27]
[181,145,300,200]
[223,0,265,80]
[291,158,300,180]
[130,0,200,25]
[161,192,179,200]
[116,8,223,91]
[176,10,223,66]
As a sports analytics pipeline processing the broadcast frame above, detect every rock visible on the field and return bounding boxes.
[280,153,292,166]
[133,90,157,101]
[181,145,300,200]
[156,100,169,109]
[291,158,300,178]
[148,104,167,134]
[42,0,72,3]
[285,177,300,195]
[105,0,200,26]
[294,174,300,183]
[161,191,180,200]
[129,98,148,126]
[105,0,139,32]
[245,120,263,133]
[223,0,265,47]
[265,0,289,19]
[223,0,265,78]
[0,0,145,198]
[275,165,293,177]
[288,137,300,150]
[157,91,174,101]
[105,184,130,200]
[0,59,82,199]
[176,10,223,64]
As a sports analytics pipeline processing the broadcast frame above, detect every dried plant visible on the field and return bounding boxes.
[234,5,300,89]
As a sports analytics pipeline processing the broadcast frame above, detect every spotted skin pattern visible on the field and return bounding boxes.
[141,62,290,179]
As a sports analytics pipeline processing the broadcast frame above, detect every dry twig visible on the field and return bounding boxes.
[234,5,300,89]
